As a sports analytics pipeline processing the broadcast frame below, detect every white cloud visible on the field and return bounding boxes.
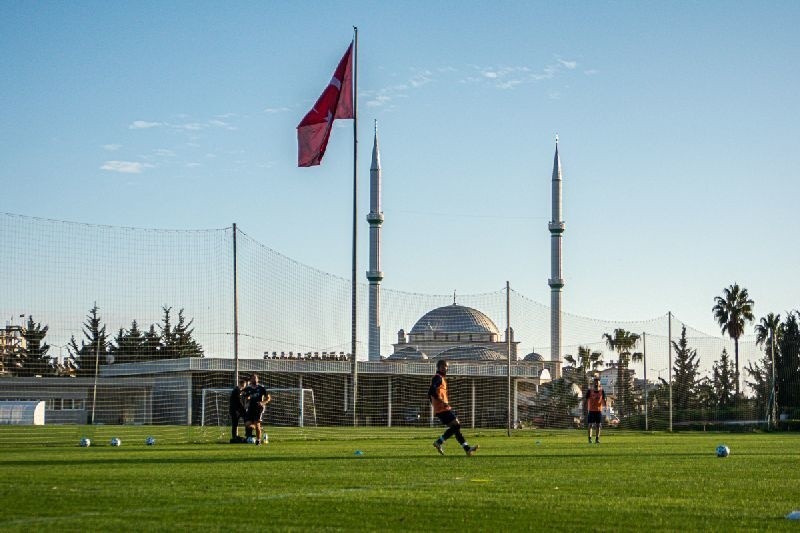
[498,79,523,90]
[558,59,577,70]
[208,119,236,130]
[102,144,122,151]
[152,149,176,157]
[264,106,290,114]
[174,122,204,131]
[100,160,153,174]
[129,120,162,129]
[483,71,499,79]
[366,94,392,108]
[409,70,432,87]
[584,69,599,76]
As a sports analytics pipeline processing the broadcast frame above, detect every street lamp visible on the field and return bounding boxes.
[650,367,667,382]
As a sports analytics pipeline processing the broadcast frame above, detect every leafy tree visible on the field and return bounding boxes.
[67,305,110,376]
[563,346,603,390]
[671,325,700,410]
[603,329,642,417]
[744,353,772,417]
[712,283,754,393]
[752,313,782,422]
[18,316,53,376]
[711,348,736,409]
[533,378,581,428]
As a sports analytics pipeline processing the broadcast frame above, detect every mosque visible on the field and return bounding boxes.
[366,123,565,373]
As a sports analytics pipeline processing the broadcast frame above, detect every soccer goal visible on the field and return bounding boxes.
[200,388,317,427]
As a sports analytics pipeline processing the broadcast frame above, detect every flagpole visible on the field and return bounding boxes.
[351,26,359,427]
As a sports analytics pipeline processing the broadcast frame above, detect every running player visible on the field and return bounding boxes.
[429,359,478,456]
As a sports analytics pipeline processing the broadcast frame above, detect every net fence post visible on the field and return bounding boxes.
[668,311,673,432]
[643,332,648,431]
[507,281,512,437]
[232,223,239,388]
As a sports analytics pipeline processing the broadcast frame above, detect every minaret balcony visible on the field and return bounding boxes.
[548,222,565,233]
[366,270,384,282]
[548,278,565,288]
[366,212,384,224]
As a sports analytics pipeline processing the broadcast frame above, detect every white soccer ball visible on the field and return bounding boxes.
[110,437,122,447]
[145,436,156,446]
[716,444,730,458]
[79,437,91,448]
[246,436,257,444]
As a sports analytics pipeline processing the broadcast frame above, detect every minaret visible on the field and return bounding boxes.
[548,136,565,373]
[366,121,384,360]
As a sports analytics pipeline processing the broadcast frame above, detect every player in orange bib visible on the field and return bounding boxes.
[429,360,478,456]
[584,376,607,444]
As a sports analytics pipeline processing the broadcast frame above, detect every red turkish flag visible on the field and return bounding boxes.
[297,43,354,167]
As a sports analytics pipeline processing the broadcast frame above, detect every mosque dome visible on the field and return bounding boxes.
[523,352,544,362]
[434,345,506,361]
[409,304,499,337]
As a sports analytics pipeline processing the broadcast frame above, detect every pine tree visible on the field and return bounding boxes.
[67,305,110,376]
[671,325,700,411]
[19,316,53,376]
[110,320,147,364]
[776,312,800,410]
[711,348,736,409]
[172,309,204,358]
[158,306,203,359]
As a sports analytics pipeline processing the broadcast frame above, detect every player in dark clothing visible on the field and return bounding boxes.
[229,378,248,443]
[242,373,271,445]
[429,360,478,456]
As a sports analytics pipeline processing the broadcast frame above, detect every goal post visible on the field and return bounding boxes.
[201,388,317,427]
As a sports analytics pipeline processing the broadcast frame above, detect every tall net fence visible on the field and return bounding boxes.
[1,213,797,445]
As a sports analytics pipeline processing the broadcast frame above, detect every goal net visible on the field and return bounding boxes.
[201,388,317,427]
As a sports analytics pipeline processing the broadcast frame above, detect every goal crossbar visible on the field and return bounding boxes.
[200,388,317,427]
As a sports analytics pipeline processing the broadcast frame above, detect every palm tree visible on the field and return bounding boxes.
[602,329,642,417]
[712,283,754,393]
[564,346,603,389]
[754,313,782,350]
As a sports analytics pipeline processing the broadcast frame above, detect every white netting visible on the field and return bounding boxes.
[0,212,797,444]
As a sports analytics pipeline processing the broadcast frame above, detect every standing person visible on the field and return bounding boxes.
[429,360,478,456]
[229,378,248,443]
[584,376,607,444]
[243,373,271,445]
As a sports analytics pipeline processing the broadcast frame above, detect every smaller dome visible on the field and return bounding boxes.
[434,345,506,361]
[523,352,544,362]
[386,347,428,360]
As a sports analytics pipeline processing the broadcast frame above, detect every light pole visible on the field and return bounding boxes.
[651,368,667,382]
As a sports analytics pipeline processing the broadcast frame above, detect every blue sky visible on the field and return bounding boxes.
[2,1,799,337]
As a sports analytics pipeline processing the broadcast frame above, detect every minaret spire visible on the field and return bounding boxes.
[366,120,384,360]
[548,135,565,375]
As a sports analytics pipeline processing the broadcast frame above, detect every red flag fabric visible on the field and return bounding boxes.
[297,43,354,167]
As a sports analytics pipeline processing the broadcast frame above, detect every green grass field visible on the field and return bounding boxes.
[1,427,799,531]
